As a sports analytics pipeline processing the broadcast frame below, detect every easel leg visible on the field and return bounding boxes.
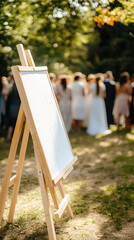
[8,120,29,222]
[35,153,56,240]
[42,177,57,240]
[49,186,59,211]
[57,181,74,218]
[0,105,24,223]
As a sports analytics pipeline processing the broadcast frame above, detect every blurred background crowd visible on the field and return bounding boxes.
[0,70,134,142]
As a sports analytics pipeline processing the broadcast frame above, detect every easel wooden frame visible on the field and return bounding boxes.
[0,44,77,240]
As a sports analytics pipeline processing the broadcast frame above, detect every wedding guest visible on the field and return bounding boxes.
[87,74,108,135]
[56,77,72,133]
[113,72,132,130]
[0,78,5,133]
[49,72,57,93]
[87,74,96,85]
[69,73,86,131]
[6,77,20,142]
[66,75,73,85]
[82,74,96,128]
[0,76,13,130]
[1,76,13,101]
[130,73,134,127]
[7,72,14,85]
[104,71,116,127]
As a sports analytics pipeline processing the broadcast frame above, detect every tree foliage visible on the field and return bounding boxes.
[0,0,33,74]
[0,0,134,78]
[93,0,134,27]
[0,0,93,75]
[94,22,134,79]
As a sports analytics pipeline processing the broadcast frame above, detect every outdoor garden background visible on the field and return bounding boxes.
[0,1,134,239]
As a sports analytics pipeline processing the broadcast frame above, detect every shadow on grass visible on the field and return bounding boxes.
[0,214,69,240]
[113,155,134,178]
[95,183,134,231]
[23,231,48,240]
[0,223,10,240]
[0,221,48,240]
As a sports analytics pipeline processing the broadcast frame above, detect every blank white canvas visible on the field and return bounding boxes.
[20,71,74,180]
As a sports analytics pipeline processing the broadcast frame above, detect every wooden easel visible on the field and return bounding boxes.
[0,44,75,240]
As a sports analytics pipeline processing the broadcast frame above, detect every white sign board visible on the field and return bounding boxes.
[12,67,76,183]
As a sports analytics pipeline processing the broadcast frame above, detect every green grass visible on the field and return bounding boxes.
[0,126,134,239]
[112,155,134,178]
[95,183,134,230]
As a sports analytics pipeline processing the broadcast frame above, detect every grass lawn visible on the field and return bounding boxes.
[0,127,134,240]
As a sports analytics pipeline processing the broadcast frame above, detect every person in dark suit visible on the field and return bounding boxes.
[104,71,116,127]
[6,76,20,142]
[130,74,134,127]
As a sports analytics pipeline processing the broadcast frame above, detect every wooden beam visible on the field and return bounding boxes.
[0,106,24,223]
[17,44,28,66]
[8,120,29,223]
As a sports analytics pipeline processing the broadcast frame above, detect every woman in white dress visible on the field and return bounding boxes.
[69,74,86,131]
[82,74,96,128]
[56,77,72,133]
[87,74,108,135]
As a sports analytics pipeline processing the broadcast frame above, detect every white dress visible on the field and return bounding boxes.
[82,90,92,127]
[87,82,108,135]
[69,81,86,120]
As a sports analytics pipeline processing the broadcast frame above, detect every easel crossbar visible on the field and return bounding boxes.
[55,194,70,218]
[17,66,48,72]
[9,175,16,188]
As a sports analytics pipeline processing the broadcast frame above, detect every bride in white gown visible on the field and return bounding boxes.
[87,74,108,135]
